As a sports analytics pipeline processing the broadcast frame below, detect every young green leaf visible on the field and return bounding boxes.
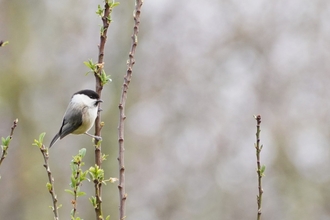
[79,148,86,158]
[77,191,86,197]
[96,5,103,16]
[39,132,46,143]
[89,196,97,208]
[46,182,52,191]
[110,2,120,8]
[260,165,266,176]
[65,189,75,196]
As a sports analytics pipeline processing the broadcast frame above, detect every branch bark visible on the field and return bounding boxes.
[93,1,113,219]
[40,145,59,220]
[0,118,18,167]
[255,115,264,220]
[118,1,143,219]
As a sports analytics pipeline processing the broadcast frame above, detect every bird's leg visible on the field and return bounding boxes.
[84,132,102,141]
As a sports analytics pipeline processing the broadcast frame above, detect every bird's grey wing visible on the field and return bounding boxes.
[59,108,83,139]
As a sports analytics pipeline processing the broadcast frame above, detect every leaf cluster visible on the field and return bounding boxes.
[84,59,112,86]
[32,132,46,149]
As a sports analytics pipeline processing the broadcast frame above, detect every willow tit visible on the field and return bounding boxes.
[49,89,103,148]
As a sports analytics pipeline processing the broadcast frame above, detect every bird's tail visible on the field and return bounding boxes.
[49,133,60,148]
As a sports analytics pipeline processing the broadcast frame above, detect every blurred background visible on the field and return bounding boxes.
[1,0,330,219]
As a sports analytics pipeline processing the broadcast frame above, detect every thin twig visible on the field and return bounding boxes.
[0,118,18,167]
[254,115,264,220]
[118,1,143,219]
[72,163,81,218]
[67,148,88,219]
[40,145,59,220]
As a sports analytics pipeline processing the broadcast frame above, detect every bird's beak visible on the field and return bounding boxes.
[97,99,103,103]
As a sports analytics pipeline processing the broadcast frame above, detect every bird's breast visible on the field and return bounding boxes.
[72,106,98,134]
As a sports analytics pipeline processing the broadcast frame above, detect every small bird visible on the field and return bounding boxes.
[49,89,103,148]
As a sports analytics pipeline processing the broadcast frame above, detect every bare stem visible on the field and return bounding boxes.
[40,145,59,220]
[0,118,18,167]
[255,115,264,220]
[93,1,114,219]
[118,1,143,219]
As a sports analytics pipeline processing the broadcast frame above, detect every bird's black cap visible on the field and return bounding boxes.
[74,89,100,100]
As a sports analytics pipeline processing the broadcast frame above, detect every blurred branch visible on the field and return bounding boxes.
[34,133,60,220]
[118,0,143,219]
[0,118,18,167]
[254,115,265,220]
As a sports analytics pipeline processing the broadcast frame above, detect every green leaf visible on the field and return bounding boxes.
[46,182,52,191]
[89,165,105,181]
[4,137,10,146]
[83,59,97,74]
[79,148,86,158]
[39,132,46,143]
[107,15,112,23]
[77,191,86,197]
[100,26,105,36]
[89,196,97,208]
[261,165,266,176]
[65,189,75,196]
[80,171,88,182]
[100,69,112,86]
[102,154,109,161]
[96,4,103,16]
[1,137,6,145]
[2,145,7,151]
[110,2,120,7]
[105,215,110,220]
[32,133,46,148]
[70,176,77,188]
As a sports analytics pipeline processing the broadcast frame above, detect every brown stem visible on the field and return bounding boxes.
[0,118,18,166]
[255,115,263,220]
[118,1,143,219]
[40,145,59,220]
[93,2,113,220]
[72,162,81,218]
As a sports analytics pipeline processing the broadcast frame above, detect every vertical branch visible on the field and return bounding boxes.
[254,115,265,220]
[93,1,114,220]
[118,1,143,219]
[94,0,111,168]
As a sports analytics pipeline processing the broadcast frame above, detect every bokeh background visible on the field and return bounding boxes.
[1,0,330,219]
